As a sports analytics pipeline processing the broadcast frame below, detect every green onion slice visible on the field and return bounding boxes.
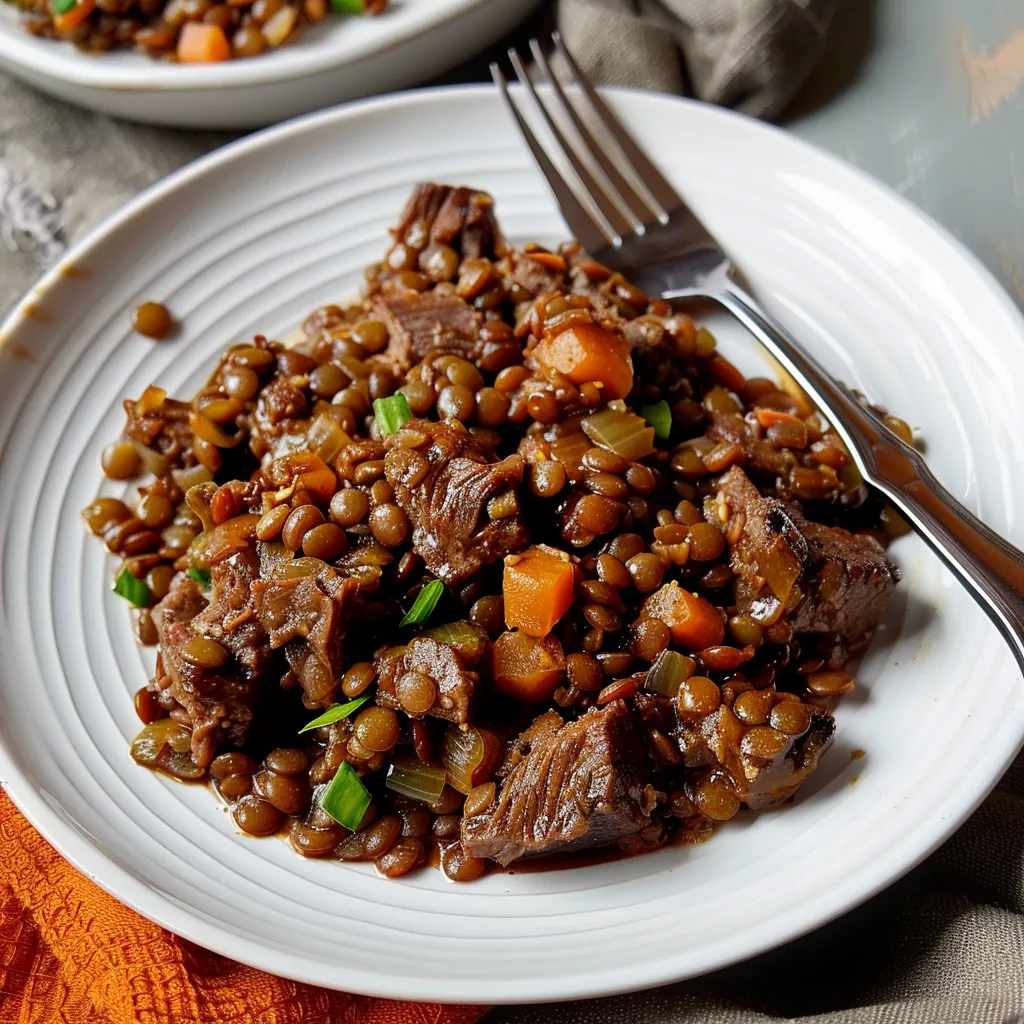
[373,393,413,435]
[319,762,372,831]
[298,695,370,734]
[642,400,673,441]
[329,0,364,11]
[400,579,444,627]
[113,566,151,607]
[186,566,212,588]
[52,0,77,14]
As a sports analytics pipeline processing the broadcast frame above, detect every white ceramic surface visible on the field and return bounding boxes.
[0,0,540,128]
[1,87,1023,1004]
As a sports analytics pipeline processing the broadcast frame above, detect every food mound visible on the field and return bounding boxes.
[82,183,902,882]
[7,0,385,63]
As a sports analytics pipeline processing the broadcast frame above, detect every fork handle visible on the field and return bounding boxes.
[709,277,1024,675]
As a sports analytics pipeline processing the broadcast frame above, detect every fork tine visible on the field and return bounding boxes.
[522,42,646,236]
[505,49,630,246]
[553,31,681,222]
[529,38,658,230]
[490,62,615,254]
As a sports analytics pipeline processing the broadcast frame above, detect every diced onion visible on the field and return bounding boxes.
[644,649,696,697]
[581,408,656,461]
[386,757,447,804]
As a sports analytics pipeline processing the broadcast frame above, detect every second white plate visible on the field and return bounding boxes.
[1,86,1023,1003]
[0,0,540,128]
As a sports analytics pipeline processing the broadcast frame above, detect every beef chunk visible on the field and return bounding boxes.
[504,249,566,299]
[152,555,271,768]
[252,568,357,709]
[253,377,309,445]
[705,409,797,480]
[743,712,835,810]
[391,183,504,260]
[382,419,529,585]
[676,699,835,810]
[123,392,193,468]
[710,466,899,642]
[375,625,487,725]
[372,291,483,375]
[461,702,650,866]
[191,548,273,678]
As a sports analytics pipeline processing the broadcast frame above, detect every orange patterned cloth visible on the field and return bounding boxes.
[0,788,488,1024]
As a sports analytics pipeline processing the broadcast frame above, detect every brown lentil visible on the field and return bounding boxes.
[354,707,400,752]
[464,781,497,817]
[676,676,721,719]
[469,595,504,636]
[475,387,510,427]
[687,522,726,561]
[132,302,174,340]
[253,769,310,815]
[770,701,815,736]
[301,522,347,560]
[441,843,486,882]
[341,661,376,699]
[566,652,604,691]
[530,460,567,498]
[396,671,437,716]
[233,795,283,836]
[369,503,409,547]
[626,553,665,593]
[101,440,141,480]
[376,837,425,878]
[329,488,369,528]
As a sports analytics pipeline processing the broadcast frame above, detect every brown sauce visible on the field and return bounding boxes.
[8,344,40,363]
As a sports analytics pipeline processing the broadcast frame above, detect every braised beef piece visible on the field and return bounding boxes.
[675,699,835,810]
[372,291,483,376]
[382,418,529,585]
[375,626,487,725]
[252,568,358,709]
[461,701,650,866]
[705,409,797,481]
[391,183,504,260]
[504,249,566,299]
[123,394,193,468]
[152,553,271,768]
[192,548,273,678]
[253,377,309,444]
[709,466,899,642]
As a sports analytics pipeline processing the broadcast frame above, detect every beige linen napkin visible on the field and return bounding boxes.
[558,0,840,118]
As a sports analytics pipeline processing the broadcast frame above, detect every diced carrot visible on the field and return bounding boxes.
[534,321,633,400]
[269,451,338,504]
[707,355,747,395]
[755,408,804,429]
[53,0,94,33]
[492,630,566,703]
[503,544,576,637]
[642,582,725,650]
[525,250,567,273]
[176,22,232,62]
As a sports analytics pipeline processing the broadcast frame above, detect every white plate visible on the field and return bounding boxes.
[0,0,540,128]
[1,86,1023,1005]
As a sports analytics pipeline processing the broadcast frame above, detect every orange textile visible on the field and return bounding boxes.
[0,788,488,1024]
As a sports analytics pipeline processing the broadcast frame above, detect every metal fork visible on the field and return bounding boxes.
[492,35,1024,675]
